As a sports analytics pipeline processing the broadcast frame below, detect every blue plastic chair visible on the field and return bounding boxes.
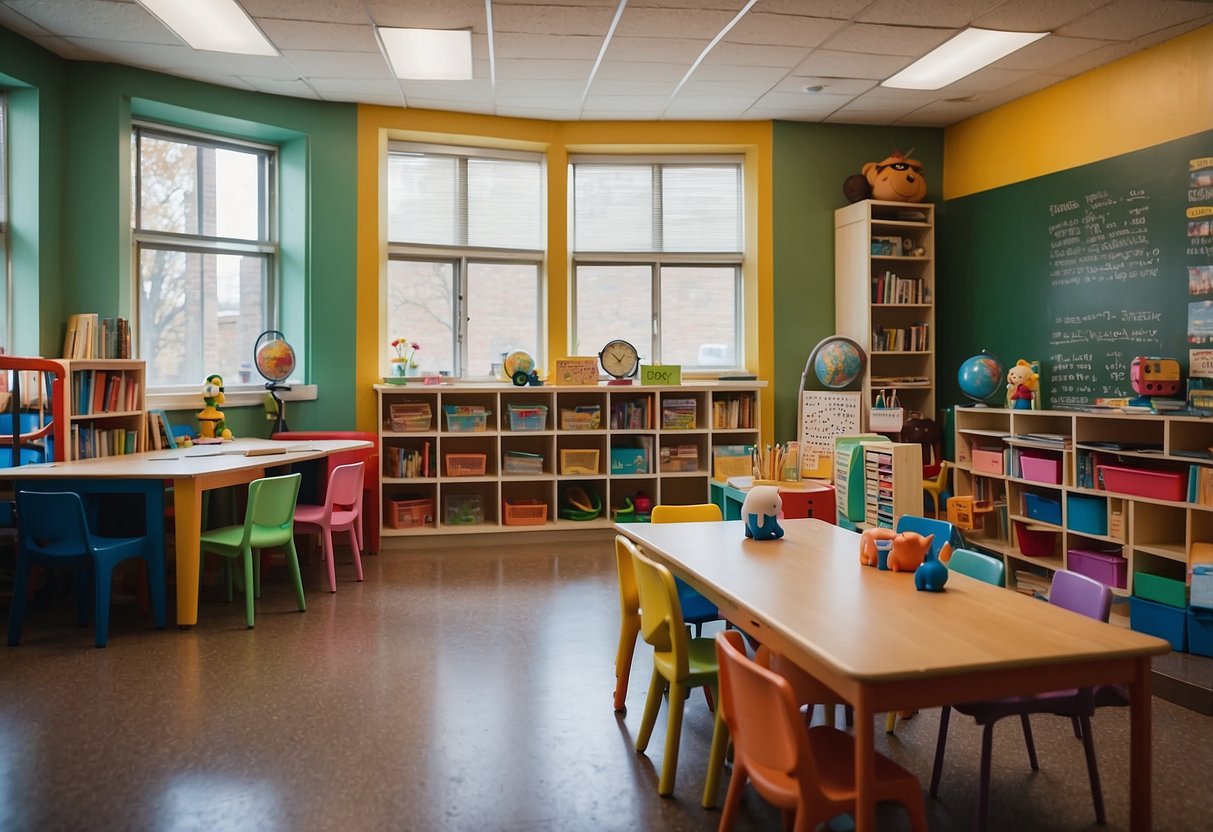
[8,490,167,648]
[947,547,1005,587]
[895,514,962,561]
[650,504,724,634]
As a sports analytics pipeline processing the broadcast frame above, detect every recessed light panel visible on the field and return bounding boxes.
[379,28,473,81]
[882,28,1048,90]
[137,0,277,56]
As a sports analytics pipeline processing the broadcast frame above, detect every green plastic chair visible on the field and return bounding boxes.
[948,548,1006,587]
[199,473,305,628]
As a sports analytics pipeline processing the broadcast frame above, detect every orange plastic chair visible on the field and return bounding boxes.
[755,645,846,730]
[715,630,929,832]
[626,537,729,806]
[612,535,642,712]
[293,461,365,592]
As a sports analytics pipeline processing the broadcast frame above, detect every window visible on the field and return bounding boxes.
[386,143,544,378]
[571,158,743,370]
[133,124,276,389]
[0,93,8,351]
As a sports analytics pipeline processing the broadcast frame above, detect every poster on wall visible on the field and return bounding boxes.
[800,390,861,480]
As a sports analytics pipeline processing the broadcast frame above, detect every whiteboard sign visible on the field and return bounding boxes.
[1191,349,1213,378]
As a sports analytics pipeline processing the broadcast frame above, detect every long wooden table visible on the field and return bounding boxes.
[2,437,372,626]
[615,518,1170,832]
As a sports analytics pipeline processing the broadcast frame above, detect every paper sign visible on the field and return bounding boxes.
[553,357,599,385]
[640,364,681,385]
[1190,349,1213,379]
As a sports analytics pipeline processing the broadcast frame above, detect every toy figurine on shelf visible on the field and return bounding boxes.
[1006,359,1039,410]
[198,373,234,441]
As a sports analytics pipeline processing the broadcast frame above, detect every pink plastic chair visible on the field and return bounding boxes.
[293,461,365,592]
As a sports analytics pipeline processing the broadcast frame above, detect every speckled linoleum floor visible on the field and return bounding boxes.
[1,534,1211,832]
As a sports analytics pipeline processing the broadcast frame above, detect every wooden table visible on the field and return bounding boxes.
[2,437,372,626]
[615,518,1170,832]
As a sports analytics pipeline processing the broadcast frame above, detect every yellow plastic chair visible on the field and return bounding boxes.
[923,460,951,518]
[626,537,729,806]
[199,473,306,628]
[612,535,642,712]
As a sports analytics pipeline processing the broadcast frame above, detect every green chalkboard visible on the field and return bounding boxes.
[939,129,1213,409]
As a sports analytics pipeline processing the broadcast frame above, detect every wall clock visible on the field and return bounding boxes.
[599,339,639,384]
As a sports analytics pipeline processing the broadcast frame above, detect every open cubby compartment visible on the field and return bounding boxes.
[1188,510,1213,567]
[710,389,757,430]
[1166,417,1213,458]
[1074,414,1165,452]
[609,435,655,476]
[1130,501,1187,560]
[609,476,658,520]
[439,481,498,526]
[609,390,656,431]
[558,479,607,522]
[382,436,436,480]
[655,475,711,507]
[556,433,608,475]
[1014,446,1066,485]
[1018,483,1062,527]
[502,480,555,527]
[501,433,553,476]
[1066,491,1109,537]
[657,433,707,474]
[659,390,706,431]
[441,435,498,477]
[1131,550,1188,608]
[440,392,497,432]
[1006,558,1053,598]
[386,483,438,531]
[557,390,608,431]
[1008,410,1072,436]
[1012,519,1064,568]
[501,390,554,432]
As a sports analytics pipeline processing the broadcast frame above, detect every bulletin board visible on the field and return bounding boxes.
[800,390,862,479]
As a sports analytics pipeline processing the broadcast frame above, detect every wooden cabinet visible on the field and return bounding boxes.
[61,359,146,459]
[861,441,921,529]
[954,407,1213,612]
[835,200,935,427]
[375,381,763,536]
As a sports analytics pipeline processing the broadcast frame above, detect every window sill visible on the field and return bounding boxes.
[147,384,318,411]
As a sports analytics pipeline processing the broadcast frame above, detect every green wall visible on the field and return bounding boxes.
[770,122,943,443]
[1,26,359,434]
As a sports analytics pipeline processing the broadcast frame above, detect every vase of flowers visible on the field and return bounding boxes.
[390,338,420,380]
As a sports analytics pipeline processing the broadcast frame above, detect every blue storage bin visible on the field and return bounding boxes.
[1024,492,1061,525]
[1066,493,1107,536]
[1189,608,1213,658]
[1130,596,1187,652]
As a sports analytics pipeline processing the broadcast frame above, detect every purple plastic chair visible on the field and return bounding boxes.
[929,569,1123,831]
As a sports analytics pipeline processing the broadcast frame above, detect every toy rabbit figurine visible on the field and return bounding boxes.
[198,373,234,440]
[742,485,784,540]
[915,550,950,592]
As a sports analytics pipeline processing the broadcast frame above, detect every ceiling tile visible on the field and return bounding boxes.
[495,57,594,80]
[496,79,587,97]
[822,22,954,57]
[579,108,667,120]
[1056,0,1213,41]
[256,19,379,52]
[308,78,404,98]
[691,64,788,84]
[857,0,1001,28]
[582,94,671,111]
[603,35,710,64]
[772,75,878,95]
[166,70,258,91]
[405,98,496,116]
[63,37,291,75]
[725,12,846,48]
[675,79,773,98]
[2,0,176,43]
[665,95,757,111]
[243,77,320,98]
[972,0,1111,33]
[242,0,370,23]
[701,41,811,68]
[399,79,496,101]
[363,0,485,30]
[791,49,912,80]
[493,32,603,60]
[615,7,738,39]
[752,89,855,114]
[491,3,617,36]
[280,49,393,80]
[758,0,868,15]
[593,60,689,82]
[0,3,50,37]
[993,34,1114,71]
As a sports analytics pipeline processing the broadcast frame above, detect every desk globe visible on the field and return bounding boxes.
[254,330,295,432]
[808,336,865,390]
[958,352,1004,406]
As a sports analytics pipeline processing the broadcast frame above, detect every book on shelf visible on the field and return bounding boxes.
[660,397,697,429]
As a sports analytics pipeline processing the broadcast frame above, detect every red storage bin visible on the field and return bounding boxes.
[1098,464,1187,501]
[1014,521,1057,557]
[1067,547,1127,589]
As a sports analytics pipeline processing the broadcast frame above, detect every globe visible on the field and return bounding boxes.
[958,352,1004,405]
[809,336,865,390]
[254,331,296,383]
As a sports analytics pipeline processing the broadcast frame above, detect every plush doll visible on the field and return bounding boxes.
[742,485,784,540]
[886,531,933,572]
[1006,359,1039,410]
[862,150,927,202]
[198,373,234,440]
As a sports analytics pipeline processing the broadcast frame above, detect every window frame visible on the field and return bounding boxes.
[385,141,546,379]
[570,155,745,372]
[131,121,279,394]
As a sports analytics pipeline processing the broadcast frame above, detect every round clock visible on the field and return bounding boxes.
[599,339,639,380]
[503,349,536,385]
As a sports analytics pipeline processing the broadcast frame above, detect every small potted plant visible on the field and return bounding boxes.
[389,338,420,383]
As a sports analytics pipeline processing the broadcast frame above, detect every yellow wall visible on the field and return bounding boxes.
[945,23,1213,198]
[355,107,772,435]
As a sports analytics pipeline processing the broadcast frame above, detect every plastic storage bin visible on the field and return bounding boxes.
[443,406,490,432]
[1130,596,1186,651]
[1019,452,1061,484]
[445,453,487,477]
[1014,521,1057,557]
[443,495,484,525]
[560,406,601,430]
[1024,492,1061,525]
[503,499,548,526]
[502,451,544,474]
[1187,608,1213,658]
[1133,571,1187,608]
[507,404,548,431]
[560,448,600,475]
[1067,493,1108,536]
[388,498,434,529]
[972,448,1004,475]
[1192,564,1213,610]
[1067,547,1127,588]
[1098,464,1187,501]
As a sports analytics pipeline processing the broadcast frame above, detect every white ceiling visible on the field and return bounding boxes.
[1,0,1210,126]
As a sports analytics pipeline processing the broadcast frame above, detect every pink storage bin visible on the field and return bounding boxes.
[1014,521,1057,557]
[1067,547,1127,589]
[1020,452,1061,484]
[1098,465,1187,502]
[972,448,1004,475]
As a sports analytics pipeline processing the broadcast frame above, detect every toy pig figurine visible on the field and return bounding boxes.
[886,531,933,572]
[742,486,784,540]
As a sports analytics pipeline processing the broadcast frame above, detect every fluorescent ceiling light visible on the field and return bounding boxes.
[380,28,473,81]
[882,27,1048,90]
[137,0,276,56]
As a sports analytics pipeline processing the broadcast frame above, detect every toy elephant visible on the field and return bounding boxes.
[742,485,784,540]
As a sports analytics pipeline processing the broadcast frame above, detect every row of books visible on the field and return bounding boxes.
[871,272,928,305]
[72,370,140,415]
[659,444,699,472]
[711,394,754,429]
[661,398,697,430]
[385,443,432,478]
[62,314,132,359]
[71,424,139,459]
[872,323,929,352]
[609,398,651,430]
